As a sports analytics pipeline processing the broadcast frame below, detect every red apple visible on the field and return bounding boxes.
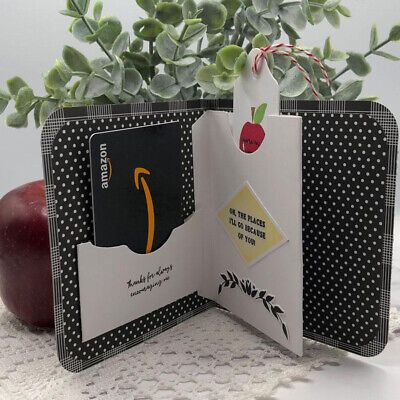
[239,103,268,154]
[0,180,54,328]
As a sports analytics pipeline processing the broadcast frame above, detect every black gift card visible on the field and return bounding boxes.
[89,122,184,253]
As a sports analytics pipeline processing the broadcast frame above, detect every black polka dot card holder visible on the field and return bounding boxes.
[41,100,398,372]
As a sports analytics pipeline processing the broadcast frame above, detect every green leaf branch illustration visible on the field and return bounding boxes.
[218,270,289,340]
[1,0,399,128]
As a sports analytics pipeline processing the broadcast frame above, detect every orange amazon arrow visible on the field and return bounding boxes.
[134,167,155,254]
[107,158,113,181]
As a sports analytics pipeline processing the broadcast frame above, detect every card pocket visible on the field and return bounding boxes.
[77,210,205,341]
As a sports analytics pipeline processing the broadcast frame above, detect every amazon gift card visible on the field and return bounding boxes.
[89,122,184,254]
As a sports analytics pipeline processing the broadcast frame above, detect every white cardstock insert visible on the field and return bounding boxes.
[76,50,303,355]
[193,110,303,356]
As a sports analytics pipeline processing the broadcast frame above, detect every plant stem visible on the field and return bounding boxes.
[230,32,239,44]
[35,96,59,102]
[237,25,249,47]
[332,37,392,81]
[69,0,113,61]
[197,38,203,54]
[149,41,156,79]
[279,1,323,7]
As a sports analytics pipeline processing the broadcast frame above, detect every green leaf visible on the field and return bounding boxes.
[66,0,89,15]
[310,6,324,24]
[213,72,237,91]
[15,87,35,114]
[324,9,340,28]
[60,9,81,18]
[124,52,150,67]
[136,0,156,16]
[279,5,307,30]
[281,22,300,40]
[198,45,221,58]
[6,77,28,97]
[0,89,12,102]
[373,51,400,61]
[221,0,241,18]
[182,23,207,46]
[70,17,98,43]
[253,103,267,124]
[301,0,314,25]
[150,74,180,98]
[252,33,269,49]
[130,38,143,52]
[156,31,185,62]
[184,18,203,26]
[252,0,269,13]
[97,16,123,47]
[323,0,341,12]
[370,24,378,50]
[112,32,130,56]
[234,52,247,74]
[0,89,10,114]
[155,3,183,25]
[337,4,351,17]
[39,101,58,125]
[358,96,379,102]
[198,0,228,31]
[6,112,28,128]
[111,57,125,95]
[175,58,202,88]
[333,80,363,100]
[45,61,73,91]
[63,45,92,73]
[124,68,143,95]
[329,49,348,61]
[280,67,308,97]
[33,101,42,128]
[85,73,113,98]
[346,52,371,77]
[246,7,272,35]
[217,45,245,70]
[171,56,197,66]
[164,24,180,40]
[0,98,9,115]
[133,18,164,41]
[196,64,219,94]
[93,0,103,21]
[75,76,90,100]
[234,9,246,32]
[182,0,197,19]
[323,37,332,59]
[90,57,111,72]
[389,24,400,41]
[209,34,225,47]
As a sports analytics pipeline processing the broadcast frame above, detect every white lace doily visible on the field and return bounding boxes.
[0,302,399,400]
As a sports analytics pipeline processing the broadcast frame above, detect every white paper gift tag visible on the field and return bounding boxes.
[232,48,280,149]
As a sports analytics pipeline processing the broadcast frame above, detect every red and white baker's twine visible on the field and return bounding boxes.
[253,43,331,100]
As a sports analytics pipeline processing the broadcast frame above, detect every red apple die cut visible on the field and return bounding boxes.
[239,103,268,154]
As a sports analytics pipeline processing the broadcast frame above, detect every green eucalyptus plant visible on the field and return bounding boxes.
[1,0,399,128]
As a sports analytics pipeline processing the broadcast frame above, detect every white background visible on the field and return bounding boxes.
[0,0,399,200]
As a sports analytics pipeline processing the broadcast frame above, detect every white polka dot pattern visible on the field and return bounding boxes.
[282,101,398,357]
[44,103,216,372]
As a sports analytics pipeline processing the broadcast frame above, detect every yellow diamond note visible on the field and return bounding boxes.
[217,182,288,266]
